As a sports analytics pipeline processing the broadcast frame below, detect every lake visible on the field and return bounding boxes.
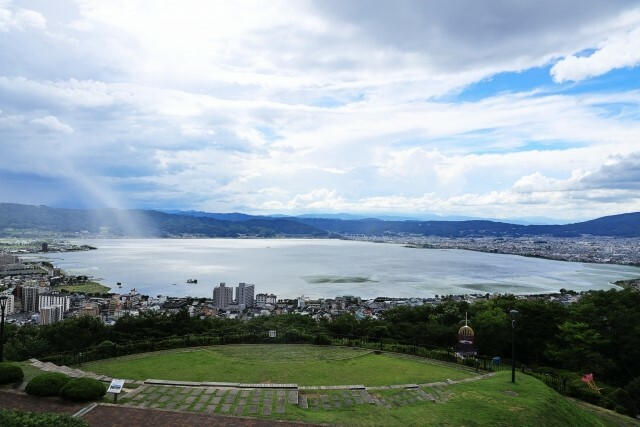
[24,239,640,299]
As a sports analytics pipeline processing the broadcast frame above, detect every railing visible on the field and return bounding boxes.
[524,370,570,394]
[39,330,572,395]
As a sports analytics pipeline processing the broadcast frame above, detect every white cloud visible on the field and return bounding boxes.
[551,26,640,82]
[30,116,74,134]
[1,1,640,220]
[0,4,45,32]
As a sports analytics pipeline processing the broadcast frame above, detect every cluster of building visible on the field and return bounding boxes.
[0,245,605,328]
[347,235,640,265]
[0,285,71,325]
[1,253,70,325]
[211,282,277,312]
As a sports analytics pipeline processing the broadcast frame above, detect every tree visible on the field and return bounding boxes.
[471,305,508,357]
[40,316,109,352]
[545,321,615,375]
[326,314,359,336]
[4,325,49,361]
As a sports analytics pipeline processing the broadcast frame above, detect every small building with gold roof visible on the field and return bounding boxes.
[458,314,475,355]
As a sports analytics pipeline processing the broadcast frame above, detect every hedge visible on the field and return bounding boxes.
[25,372,71,397]
[59,377,106,402]
[0,409,88,427]
[0,363,24,384]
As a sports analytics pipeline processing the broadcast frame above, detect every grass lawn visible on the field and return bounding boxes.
[82,344,475,386]
[14,361,44,384]
[76,346,638,426]
[51,281,110,294]
[281,371,634,427]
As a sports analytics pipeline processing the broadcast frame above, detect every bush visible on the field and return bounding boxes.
[566,377,602,405]
[312,334,332,345]
[624,376,640,409]
[59,377,106,402]
[0,363,24,384]
[25,372,71,397]
[0,409,88,427]
[601,388,637,418]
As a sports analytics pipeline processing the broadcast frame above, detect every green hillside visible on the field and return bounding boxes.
[75,345,638,426]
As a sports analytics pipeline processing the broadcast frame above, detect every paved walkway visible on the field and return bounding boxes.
[0,390,322,427]
[0,389,86,414]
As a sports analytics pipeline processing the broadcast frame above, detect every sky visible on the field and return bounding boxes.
[1,0,640,222]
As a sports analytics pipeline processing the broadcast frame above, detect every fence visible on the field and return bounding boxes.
[39,329,570,394]
[525,370,569,394]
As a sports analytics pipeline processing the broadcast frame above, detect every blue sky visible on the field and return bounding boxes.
[1,0,639,222]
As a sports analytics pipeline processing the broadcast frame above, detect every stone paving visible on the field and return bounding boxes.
[25,358,492,420]
[117,381,456,415]
[120,384,298,417]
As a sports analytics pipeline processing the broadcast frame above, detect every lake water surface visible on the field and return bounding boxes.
[26,239,640,299]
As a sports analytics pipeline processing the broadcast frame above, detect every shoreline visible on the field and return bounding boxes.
[4,237,640,301]
[5,234,639,266]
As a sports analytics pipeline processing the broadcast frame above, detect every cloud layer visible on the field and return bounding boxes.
[1,0,640,221]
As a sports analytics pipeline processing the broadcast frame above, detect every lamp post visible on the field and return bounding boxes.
[0,295,8,362]
[510,309,518,383]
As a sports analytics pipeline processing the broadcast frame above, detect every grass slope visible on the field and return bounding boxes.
[283,372,634,427]
[77,345,638,426]
[82,345,474,386]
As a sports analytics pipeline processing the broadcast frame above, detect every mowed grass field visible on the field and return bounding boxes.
[76,345,637,426]
[82,344,474,386]
[282,371,634,427]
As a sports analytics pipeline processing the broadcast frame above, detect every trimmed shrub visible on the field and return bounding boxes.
[0,408,88,427]
[59,377,106,402]
[25,372,71,397]
[0,363,24,384]
[566,377,602,405]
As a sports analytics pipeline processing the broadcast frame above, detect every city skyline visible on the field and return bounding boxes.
[1,1,639,221]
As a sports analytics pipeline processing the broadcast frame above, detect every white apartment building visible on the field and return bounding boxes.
[255,293,277,308]
[39,293,70,312]
[213,283,233,309]
[0,294,15,315]
[40,305,64,325]
[235,283,255,308]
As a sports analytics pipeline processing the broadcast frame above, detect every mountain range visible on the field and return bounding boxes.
[0,202,638,238]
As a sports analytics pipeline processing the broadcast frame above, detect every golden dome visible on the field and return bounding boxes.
[458,325,474,337]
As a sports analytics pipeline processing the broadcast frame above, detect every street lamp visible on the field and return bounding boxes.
[510,309,518,383]
[0,295,8,363]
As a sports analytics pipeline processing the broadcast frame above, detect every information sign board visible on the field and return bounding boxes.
[107,379,125,394]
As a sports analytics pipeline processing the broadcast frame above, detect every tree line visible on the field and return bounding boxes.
[3,288,640,410]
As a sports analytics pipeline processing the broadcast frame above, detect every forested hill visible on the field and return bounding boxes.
[292,212,640,238]
[0,203,327,237]
[1,203,639,237]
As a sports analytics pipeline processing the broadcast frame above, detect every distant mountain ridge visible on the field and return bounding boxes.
[0,203,327,238]
[1,203,639,238]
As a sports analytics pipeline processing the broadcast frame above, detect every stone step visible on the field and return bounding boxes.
[144,379,298,389]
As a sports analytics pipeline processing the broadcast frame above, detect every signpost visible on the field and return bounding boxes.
[107,379,125,403]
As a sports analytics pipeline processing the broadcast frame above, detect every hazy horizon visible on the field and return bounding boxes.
[2,200,621,225]
[1,1,639,222]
